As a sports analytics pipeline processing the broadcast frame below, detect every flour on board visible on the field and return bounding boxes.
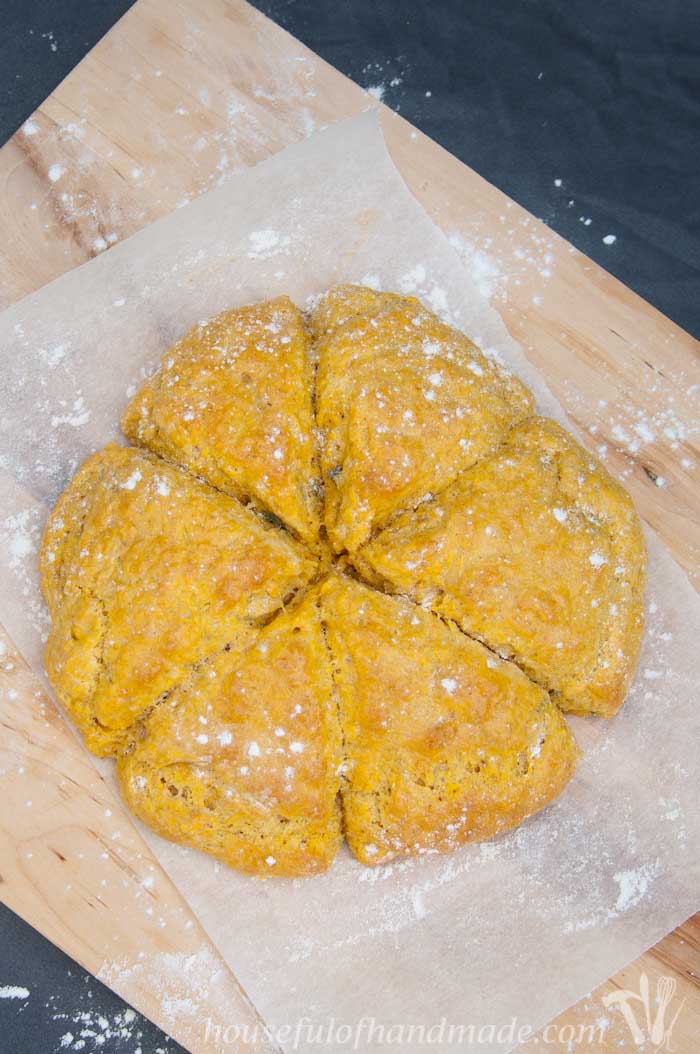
[247,229,291,259]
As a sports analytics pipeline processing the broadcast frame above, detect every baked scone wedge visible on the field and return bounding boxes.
[312,285,534,553]
[118,587,343,877]
[320,575,579,866]
[122,297,321,547]
[356,417,646,718]
[40,445,317,756]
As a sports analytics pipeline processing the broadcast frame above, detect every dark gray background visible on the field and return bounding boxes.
[1,1,698,1052]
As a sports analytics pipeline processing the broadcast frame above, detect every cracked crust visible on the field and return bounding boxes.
[40,288,646,875]
[118,587,343,877]
[311,284,534,553]
[40,445,317,755]
[121,297,321,547]
[355,417,647,718]
[319,575,579,866]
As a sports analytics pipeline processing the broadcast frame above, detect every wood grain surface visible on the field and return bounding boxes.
[0,1,697,1051]
[0,624,276,1054]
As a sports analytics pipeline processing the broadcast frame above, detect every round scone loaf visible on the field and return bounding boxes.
[40,285,646,876]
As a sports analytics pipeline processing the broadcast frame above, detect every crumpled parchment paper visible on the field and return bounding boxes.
[0,111,698,1053]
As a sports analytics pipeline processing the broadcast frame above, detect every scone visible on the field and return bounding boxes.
[40,445,317,755]
[320,575,579,866]
[122,297,321,547]
[312,284,534,553]
[40,287,647,876]
[118,588,342,877]
[355,417,646,717]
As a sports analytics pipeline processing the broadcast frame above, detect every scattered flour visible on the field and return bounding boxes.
[41,343,67,369]
[46,981,173,1054]
[366,85,385,102]
[247,229,291,260]
[398,263,427,293]
[97,946,226,1034]
[613,864,658,912]
[360,59,407,106]
[448,223,557,302]
[0,985,30,999]
[448,234,502,299]
[51,395,91,428]
[2,509,40,571]
[48,163,65,183]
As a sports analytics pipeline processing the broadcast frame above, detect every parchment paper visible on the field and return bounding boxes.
[0,112,698,1053]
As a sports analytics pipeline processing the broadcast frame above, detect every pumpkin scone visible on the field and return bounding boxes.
[40,445,317,756]
[320,575,580,866]
[356,417,646,718]
[122,297,321,547]
[312,284,534,553]
[118,588,343,877]
[40,289,647,878]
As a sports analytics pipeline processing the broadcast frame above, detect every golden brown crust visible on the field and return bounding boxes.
[312,284,534,553]
[41,445,317,755]
[121,297,321,547]
[118,587,343,877]
[320,575,580,866]
[40,288,646,876]
[355,417,647,718]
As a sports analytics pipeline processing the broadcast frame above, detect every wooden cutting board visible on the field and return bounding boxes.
[0,1,698,1051]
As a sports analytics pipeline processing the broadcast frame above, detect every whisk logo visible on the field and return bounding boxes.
[601,973,685,1051]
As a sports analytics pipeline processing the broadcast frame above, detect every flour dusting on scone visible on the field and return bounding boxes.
[118,587,342,877]
[312,284,533,553]
[40,445,317,756]
[356,417,646,717]
[320,575,579,866]
[122,297,321,547]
